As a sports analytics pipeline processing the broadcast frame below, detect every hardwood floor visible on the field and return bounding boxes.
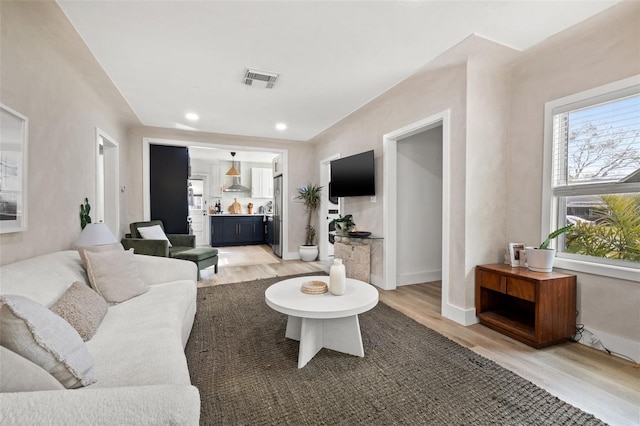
[198,246,639,425]
[198,244,329,287]
[379,282,640,426]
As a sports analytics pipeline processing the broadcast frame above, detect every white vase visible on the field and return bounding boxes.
[525,247,556,272]
[329,259,346,295]
[299,245,318,262]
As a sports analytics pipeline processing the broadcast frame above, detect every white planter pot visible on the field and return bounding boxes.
[525,247,556,272]
[299,245,318,262]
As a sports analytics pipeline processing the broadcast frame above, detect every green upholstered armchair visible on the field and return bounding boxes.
[121,220,195,258]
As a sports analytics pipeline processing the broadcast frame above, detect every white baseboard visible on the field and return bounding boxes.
[370,273,383,288]
[284,251,299,261]
[576,326,640,363]
[397,270,442,286]
[442,303,478,326]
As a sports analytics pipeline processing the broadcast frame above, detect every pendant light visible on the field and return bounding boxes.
[226,152,240,176]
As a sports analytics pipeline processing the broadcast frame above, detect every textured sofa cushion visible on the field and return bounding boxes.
[0,346,65,392]
[0,295,96,389]
[84,249,149,303]
[138,224,172,247]
[0,251,89,308]
[50,281,108,341]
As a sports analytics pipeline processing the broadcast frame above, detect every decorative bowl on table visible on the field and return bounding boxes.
[348,231,371,238]
[301,280,328,295]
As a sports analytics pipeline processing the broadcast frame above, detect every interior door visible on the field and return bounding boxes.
[188,176,209,246]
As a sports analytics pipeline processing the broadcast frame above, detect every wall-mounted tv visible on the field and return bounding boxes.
[330,150,375,197]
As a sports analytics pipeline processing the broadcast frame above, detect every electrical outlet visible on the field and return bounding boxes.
[590,335,600,345]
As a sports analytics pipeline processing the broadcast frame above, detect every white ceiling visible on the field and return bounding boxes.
[57,1,620,141]
[188,146,277,163]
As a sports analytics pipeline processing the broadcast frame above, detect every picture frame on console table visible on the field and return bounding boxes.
[0,104,28,234]
[508,242,525,267]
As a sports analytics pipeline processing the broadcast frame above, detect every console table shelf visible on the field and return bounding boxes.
[475,264,576,348]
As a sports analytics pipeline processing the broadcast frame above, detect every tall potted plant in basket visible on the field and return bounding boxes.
[525,224,574,272]
[296,183,323,261]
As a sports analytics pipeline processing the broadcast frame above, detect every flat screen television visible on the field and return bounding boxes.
[330,150,375,197]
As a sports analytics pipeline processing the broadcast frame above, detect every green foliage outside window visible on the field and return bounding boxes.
[565,194,640,261]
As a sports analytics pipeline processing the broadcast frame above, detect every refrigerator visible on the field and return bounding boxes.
[272,175,283,257]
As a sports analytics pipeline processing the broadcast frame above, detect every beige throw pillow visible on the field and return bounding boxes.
[84,248,149,303]
[137,224,172,247]
[78,242,125,270]
[0,346,65,392]
[0,295,96,389]
[50,281,108,341]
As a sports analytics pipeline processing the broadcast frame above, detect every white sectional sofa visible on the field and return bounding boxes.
[0,250,201,425]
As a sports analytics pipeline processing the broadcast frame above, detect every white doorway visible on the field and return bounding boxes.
[188,175,210,246]
[319,155,341,261]
[96,128,119,236]
[383,111,451,321]
[396,126,443,285]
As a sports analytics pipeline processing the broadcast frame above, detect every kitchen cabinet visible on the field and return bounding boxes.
[265,219,273,245]
[210,215,269,246]
[251,168,273,198]
[475,264,576,348]
[210,217,224,246]
[222,217,253,244]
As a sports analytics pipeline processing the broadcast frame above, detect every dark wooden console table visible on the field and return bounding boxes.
[475,264,576,348]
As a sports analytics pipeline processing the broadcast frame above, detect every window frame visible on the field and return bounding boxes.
[542,75,640,282]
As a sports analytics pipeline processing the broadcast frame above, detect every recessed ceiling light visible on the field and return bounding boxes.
[276,123,287,131]
[185,112,199,121]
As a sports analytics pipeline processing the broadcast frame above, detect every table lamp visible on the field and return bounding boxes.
[74,223,118,248]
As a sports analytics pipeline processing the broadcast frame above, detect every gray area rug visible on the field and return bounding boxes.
[185,274,606,425]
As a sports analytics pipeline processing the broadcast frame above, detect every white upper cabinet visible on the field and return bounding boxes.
[251,168,273,198]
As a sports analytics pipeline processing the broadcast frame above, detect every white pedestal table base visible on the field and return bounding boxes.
[285,315,365,368]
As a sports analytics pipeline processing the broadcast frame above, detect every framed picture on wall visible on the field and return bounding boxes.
[508,242,525,267]
[0,104,28,233]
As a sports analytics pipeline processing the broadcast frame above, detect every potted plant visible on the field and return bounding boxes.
[331,214,356,236]
[525,224,574,272]
[295,183,323,261]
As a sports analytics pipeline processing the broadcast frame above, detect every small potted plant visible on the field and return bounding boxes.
[295,183,323,261]
[525,224,574,272]
[331,214,356,236]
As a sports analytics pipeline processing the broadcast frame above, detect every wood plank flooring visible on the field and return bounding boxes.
[198,246,639,425]
[198,244,329,287]
[379,282,640,426]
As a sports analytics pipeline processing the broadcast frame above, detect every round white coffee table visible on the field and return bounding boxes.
[265,275,378,368]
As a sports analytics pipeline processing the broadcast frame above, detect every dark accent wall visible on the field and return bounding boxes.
[150,144,189,234]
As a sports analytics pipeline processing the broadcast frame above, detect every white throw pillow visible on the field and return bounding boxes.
[137,224,172,247]
[84,248,149,303]
[0,295,96,389]
[0,346,65,392]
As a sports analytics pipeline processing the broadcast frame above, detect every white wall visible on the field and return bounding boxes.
[506,0,640,357]
[311,2,639,358]
[396,127,443,285]
[0,1,139,265]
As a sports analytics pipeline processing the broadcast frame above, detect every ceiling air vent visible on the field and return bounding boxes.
[243,68,279,89]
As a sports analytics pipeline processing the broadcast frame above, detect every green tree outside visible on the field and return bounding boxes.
[565,194,640,261]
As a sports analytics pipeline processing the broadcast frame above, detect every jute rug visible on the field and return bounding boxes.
[185,274,606,425]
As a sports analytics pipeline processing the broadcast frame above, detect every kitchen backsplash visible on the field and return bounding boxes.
[208,196,272,215]
[191,158,274,214]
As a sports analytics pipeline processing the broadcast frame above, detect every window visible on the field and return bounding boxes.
[543,76,640,281]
